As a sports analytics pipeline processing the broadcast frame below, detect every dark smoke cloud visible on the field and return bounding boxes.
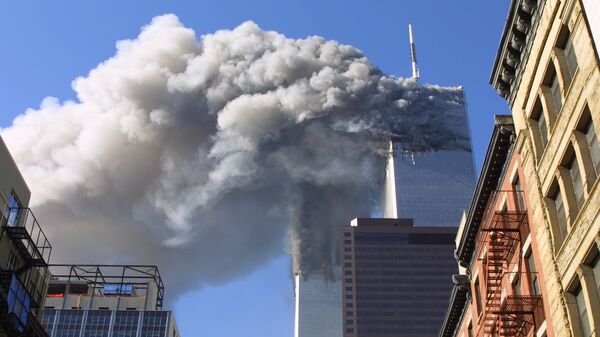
[1,15,468,297]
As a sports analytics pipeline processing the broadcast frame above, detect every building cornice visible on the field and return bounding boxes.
[491,0,545,104]
[455,116,514,266]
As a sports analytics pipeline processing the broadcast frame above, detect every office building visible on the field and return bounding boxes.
[489,0,600,335]
[42,265,180,337]
[0,134,52,337]
[342,218,457,337]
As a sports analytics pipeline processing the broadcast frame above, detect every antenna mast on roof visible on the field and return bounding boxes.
[408,24,420,80]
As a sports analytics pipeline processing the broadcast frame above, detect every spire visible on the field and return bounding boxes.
[408,24,420,80]
[382,139,398,218]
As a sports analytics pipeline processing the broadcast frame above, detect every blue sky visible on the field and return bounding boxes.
[0,1,511,336]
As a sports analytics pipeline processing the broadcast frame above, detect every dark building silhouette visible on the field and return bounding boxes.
[342,218,457,337]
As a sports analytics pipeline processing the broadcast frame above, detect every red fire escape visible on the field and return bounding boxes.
[478,191,542,337]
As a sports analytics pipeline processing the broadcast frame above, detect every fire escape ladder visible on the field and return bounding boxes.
[479,210,540,336]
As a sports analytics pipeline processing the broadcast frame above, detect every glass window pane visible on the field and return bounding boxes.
[526,253,540,296]
[569,156,585,209]
[514,178,526,211]
[592,256,600,299]
[554,188,568,240]
[550,73,562,113]
[565,37,578,80]
[584,119,600,176]
[537,109,548,147]
[576,288,591,337]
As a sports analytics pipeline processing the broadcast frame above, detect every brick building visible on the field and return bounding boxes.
[439,116,552,336]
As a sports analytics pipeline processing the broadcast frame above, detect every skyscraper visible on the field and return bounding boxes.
[392,88,476,227]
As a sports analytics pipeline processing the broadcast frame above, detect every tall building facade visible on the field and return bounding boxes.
[342,218,457,337]
[294,86,477,337]
[489,0,600,335]
[294,271,342,337]
[42,265,180,337]
[0,134,52,337]
[393,88,477,227]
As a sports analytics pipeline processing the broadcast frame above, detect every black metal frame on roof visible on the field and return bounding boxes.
[456,116,514,267]
[49,264,165,310]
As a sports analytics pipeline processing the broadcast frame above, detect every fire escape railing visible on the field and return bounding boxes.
[475,190,542,337]
[0,206,52,337]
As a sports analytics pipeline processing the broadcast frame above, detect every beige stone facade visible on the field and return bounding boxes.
[491,0,600,336]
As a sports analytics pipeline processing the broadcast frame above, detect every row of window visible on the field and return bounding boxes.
[347,327,440,334]
[353,254,455,261]
[352,277,451,285]
[349,270,456,277]
[355,247,449,254]
[527,26,599,250]
[354,262,457,270]
[348,285,451,293]
[43,310,171,337]
[356,302,449,309]
[530,25,579,153]
[545,108,600,247]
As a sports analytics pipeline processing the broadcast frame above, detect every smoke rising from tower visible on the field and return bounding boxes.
[1,15,469,297]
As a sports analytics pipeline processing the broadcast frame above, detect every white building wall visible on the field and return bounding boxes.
[583,0,600,53]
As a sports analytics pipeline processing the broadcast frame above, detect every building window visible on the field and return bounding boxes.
[567,155,585,209]
[513,176,526,211]
[7,191,22,227]
[532,98,549,148]
[467,322,473,337]
[557,25,578,85]
[6,252,17,270]
[592,255,600,298]
[549,185,568,243]
[580,110,600,177]
[544,65,562,114]
[526,252,540,296]
[474,278,483,317]
[514,274,522,296]
[575,286,592,337]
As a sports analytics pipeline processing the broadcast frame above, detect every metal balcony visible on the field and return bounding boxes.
[1,207,52,268]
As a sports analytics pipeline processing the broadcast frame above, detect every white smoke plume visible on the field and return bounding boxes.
[1,14,469,297]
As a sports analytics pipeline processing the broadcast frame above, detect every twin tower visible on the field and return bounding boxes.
[294,26,478,337]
